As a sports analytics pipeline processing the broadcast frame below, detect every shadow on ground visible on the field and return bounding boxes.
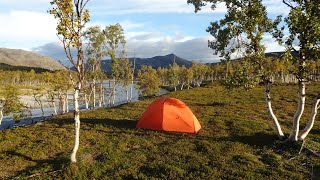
[50,117,137,130]
[6,150,68,178]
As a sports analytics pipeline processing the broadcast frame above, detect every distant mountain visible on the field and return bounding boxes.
[0,48,65,71]
[101,53,192,73]
[0,63,53,73]
[265,51,299,58]
[209,51,300,65]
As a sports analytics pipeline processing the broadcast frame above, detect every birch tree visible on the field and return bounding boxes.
[121,58,133,102]
[49,0,90,163]
[136,66,161,97]
[129,57,136,102]
[188,0,285,138]
[85,26,107,109]
[279,0,320,141]
[168,62,180,91]
[188,0,320,141]
[0,84,24,122]
[103,24,126,106]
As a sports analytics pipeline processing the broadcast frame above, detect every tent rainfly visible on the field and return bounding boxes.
[136,97,201,134]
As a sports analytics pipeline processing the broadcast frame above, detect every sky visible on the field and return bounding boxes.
[0,0,290,65]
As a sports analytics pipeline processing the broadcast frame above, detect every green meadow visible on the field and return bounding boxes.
[0,83,319,179]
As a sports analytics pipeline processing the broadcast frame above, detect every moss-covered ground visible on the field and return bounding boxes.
[0,83,319,179]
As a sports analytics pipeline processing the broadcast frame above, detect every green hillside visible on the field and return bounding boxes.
[0,83,319,179]
[0,63,52,73]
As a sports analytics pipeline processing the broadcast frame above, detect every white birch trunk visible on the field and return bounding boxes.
[66,90,69,113]
[180,83,185,91]
[288,81,306,141]
[112,78,116,106]
[62,96,66,114]
[102,84,105,107]
[299,98,320,140]
[126,87,129,102]
[93,79,96,109]
[265,81,285,139]
[130,58,135,102]
[53,101,57,115]
[85,94,89,110]
[99,83,103,107]
[71,86,81,163]
[0,107,3,125]
[130,80,134,102]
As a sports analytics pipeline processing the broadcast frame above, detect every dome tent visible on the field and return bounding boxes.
[136,97,201,134]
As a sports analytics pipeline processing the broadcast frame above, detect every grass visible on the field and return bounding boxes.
[0,83,319,179]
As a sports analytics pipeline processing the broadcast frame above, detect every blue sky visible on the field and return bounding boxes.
[0,0,289,65]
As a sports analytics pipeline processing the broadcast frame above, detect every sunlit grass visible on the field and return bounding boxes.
[0,83,319,179]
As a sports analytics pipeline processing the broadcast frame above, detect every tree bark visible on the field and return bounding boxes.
[62,96,66,114]
[180,83,185,91]
[126,87,129,103]
[288,81,306,141]
[71,86,81,163]
[66,90,69,113]
[99,83,103,107]
[85,94,89,109]
[93,79,96,109]
[130,80,134,102]
[53,100,57,115]
[299,98,320,140]
[0,107,3,125]
[265,81,285,139]
[112,78,116,106]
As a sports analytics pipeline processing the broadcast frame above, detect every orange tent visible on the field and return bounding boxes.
[136,97,201,134]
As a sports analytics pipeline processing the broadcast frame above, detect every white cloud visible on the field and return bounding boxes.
[0,11,57,49]
[90,0,226,15]
[263,0,290,15]
[33,34,221,66]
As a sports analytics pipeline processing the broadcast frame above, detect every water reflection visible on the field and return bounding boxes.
[0,82,168,130]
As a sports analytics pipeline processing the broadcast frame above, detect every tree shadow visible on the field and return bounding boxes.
[49,117,137,130]
[6,150,68,178]
[189,101,227,107]
[181,132,280,149]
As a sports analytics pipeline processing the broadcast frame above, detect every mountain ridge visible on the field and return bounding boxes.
[100,53,192,73]
[0,48,65,71]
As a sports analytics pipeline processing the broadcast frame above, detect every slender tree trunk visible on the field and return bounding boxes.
[288,81,306,141]
[58,91,62,114]
[130,80,134,102]
[71,85,81,163]
[265,81,285,139]
[299,98,320,140]
[130,58,135,102]
[0,107,3,125]
[53,100,57,115]
[126,87,129,102]
[112,78,116,106]
[99,83,103,107]
[108,80,112,107]
[40,101,44,117]
[180,83,185,91]
[93,79,96,109]
[100,82,106,107]
[66,90,69,113]
[62,96,66,114]
[85,94,89,110]
[102,84,105,107]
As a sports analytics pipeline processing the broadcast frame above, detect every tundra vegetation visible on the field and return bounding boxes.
[187,0,320,141]
[0,0,319,178]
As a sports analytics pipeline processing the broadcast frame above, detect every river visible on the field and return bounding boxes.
[0,82,169,130]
